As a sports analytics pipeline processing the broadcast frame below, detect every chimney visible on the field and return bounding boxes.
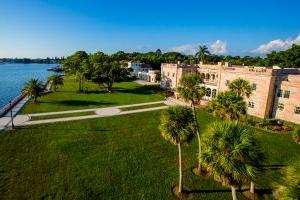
[224,62,232,67]
[177,61,181,65]
[217,62,222,66]
[199,61,203,66]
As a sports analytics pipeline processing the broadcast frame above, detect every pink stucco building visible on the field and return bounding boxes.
[161,61,300,124]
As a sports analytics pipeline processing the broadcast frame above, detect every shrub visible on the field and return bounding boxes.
[246,117,257,126]
[292,129,300,144]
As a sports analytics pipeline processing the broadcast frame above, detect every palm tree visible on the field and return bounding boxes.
[22,79,44,103]
[207,91,246,121]
[195,45,210,63]
[277,161,300,199]
[202,122,264,200]
[48,75,64,92]
[159,106,194,194]
[177,74,206,173]
[229,78,252,98]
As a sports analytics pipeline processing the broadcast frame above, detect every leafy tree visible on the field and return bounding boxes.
[92,61,128,92]
[177,73,206,173]
[159,106,195,194]
[156,49,162,55]
[63,51,91,92]
[155,72,161,82]
[195,45,210,63]
[48,75,63,92]
[228,78,252,98]
[202,122,264,200]
[22,79,44,103]
[208,91,246,121]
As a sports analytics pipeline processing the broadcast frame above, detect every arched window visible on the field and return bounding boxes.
[205,74,210,80]
[211,74,215,80]
[212,89,217,98]
[206,88,211,97]
[201,73,205,79]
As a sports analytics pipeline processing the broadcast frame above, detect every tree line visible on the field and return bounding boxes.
[0,57,63,64]
[63,51,130,93]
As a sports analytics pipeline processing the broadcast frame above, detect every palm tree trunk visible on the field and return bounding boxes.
[191,103,202,172]
[250,181,255,193]
[231,186,237,200]
[178,143,182,193]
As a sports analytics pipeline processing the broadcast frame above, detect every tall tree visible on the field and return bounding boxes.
[63,51,90,93]
[22,79,44,103]
[202,122,264,200]
[229,78,252,98]
[208,91,246,121]
[48,75,64,92]
[195,45,210,63]
[159,106,194,194]
[177,73,206,173]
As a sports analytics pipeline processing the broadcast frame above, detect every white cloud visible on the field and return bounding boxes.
[209,40,227,54]
[170,44,197,55]
[170,40,227,55]
[252,34,300,54]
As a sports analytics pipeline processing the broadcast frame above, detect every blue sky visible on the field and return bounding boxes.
[0,0,299,58]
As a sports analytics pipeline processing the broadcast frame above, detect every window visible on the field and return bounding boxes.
[252,83,257,91]
[225,80,230,86]
[277,103,284,111]
[212,74,215,80]
[295,107,300,114]
[206,74,210,80]
[172,73,175,77]
[248,101,255,108]
[277,89,283,97]
[284,90,290,98]
[167,72,170,77]
[206,88,211,97]
[212,89,217,98]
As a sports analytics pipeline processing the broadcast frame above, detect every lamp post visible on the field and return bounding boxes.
[9,101,14,128]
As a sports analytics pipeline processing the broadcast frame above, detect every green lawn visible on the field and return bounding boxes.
[120,103,166,111]
[20,76,164,114]
[29,111,96,121]
[0,109,298,200]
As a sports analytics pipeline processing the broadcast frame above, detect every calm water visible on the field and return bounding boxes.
[0,63,58,108]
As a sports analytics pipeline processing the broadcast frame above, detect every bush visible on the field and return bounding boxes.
[246,117,257,126]
[292,129,300,144]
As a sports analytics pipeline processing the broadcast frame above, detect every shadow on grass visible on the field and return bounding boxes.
[54,100,115,107]
[117,86,162,95]
[186,188,272,194]
[262,164,287,170]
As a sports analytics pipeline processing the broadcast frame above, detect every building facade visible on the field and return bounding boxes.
[161,61,300,124]
[127,61,159,83]
[128,61,152,77]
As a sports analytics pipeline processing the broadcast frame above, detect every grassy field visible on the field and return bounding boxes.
[20,76,164,114]
[29,111,96,121]
[0,109,299,200]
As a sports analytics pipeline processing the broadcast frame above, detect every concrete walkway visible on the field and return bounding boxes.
[0,96,30,131]
[0,98,188,129]
[134,80,160,86]
[1,101,166,127]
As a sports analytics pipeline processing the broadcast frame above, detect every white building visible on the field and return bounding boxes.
[128,61,152,77]
[138,70,160,83]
